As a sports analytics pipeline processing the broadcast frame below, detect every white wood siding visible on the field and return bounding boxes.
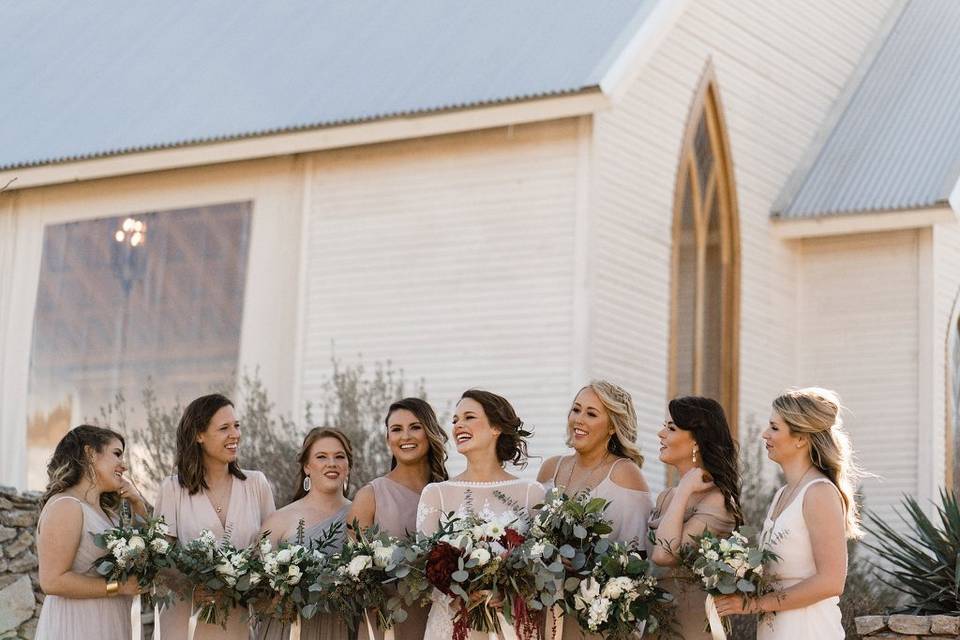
[933,222,960,495]
[797,230,919,525]
[591,0,902,492]
[299,119,582,477]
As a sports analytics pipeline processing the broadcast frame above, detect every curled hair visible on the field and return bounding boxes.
[574,380,645,468]
[385,398,449,484]
[668,396,744,527]
[175,393,246,495]
[773,387,864,538]
[41,425,126,515]
[460,389,530,468]
[294,427,354,500]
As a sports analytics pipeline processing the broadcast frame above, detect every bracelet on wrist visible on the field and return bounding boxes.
[105,581,119,596]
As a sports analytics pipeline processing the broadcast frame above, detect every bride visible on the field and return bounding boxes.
[416,389,545,640]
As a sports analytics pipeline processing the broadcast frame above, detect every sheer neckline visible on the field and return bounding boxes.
[444,478,528,487]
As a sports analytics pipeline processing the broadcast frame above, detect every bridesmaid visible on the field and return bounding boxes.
[154,393,276,640]
[537,381,654,640]
[255,427,354,640]
[349,397,449,640]
[714,388,857,639]
[35,425,147,639]
[647,396,742,640]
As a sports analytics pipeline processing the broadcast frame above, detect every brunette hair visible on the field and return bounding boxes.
[41,425,126,514]
[668,396,744,527]
[460,389,531,468]
[385,398,449,484]
[175,393,246,495]
[293,427,354,500]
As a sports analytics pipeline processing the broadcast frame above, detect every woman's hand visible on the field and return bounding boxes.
[117,575,146,596]
[192,585,217,605]
[469,589,504,610]
[117,476,147,515]
[676,467,715,497]
[712,594,759,616]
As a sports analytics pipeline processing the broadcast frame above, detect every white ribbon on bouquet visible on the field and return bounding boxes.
[288,616,301,640]
[131,594,142,640]
[705,594,726,640]
[488,612,518,640]
[362,610,395,640]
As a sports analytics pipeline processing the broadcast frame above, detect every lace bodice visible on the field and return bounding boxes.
[416,478,545,535]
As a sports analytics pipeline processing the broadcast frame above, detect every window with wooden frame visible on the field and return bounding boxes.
[668,67,740,432]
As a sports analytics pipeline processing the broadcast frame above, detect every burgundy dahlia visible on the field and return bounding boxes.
[425,542,460,595]
[502,527,526,550]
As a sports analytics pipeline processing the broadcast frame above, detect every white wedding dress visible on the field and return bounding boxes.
[758,478,844,640]
[416,478,545,640]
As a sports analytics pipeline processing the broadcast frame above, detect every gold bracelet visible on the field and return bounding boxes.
[105,581,119,596]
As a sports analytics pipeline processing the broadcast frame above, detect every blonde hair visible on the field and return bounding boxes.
[569,380,645,468]
[772,387,864,538]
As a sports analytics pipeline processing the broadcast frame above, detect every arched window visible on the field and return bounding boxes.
[668,66,740,431]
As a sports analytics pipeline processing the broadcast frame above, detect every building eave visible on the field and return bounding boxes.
[771,205,957,239]
[0,89,609,192]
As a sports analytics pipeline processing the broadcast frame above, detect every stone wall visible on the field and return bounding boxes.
[0,487,41,640]
[857,614,960,639]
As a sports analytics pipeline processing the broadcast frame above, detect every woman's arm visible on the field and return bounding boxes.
[38,499,139,598]
[259,509,293,548]
[536,456,562,485]
[715,482,847,616]
[650,469,718,567]
[346,485,376,536]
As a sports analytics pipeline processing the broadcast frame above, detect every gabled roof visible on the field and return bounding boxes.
[773,0,960,220]
[0,0,658,171]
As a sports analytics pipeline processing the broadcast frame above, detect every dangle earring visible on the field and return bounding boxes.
[692,446,699,466]
[302,475,312,492]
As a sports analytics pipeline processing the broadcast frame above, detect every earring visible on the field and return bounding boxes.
[692,447,699,465]
[342,481,348,495]
[302,475,311,492]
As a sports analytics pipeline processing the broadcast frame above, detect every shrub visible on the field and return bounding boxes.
[96,358,428,507]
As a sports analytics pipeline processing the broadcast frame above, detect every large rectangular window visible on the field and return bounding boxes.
[26,202,252,488]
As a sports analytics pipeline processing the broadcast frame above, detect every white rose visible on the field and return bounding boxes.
[705,550,720,561]
[373,545,395,568]
[276,549,293,564]
[106,536,122,550]
[579,577,601,602]
[249,572,262,585]
[347,555,373,578]
[469,548,491,566]
[199,530,216,545]
[529,542,546,559]
[156,522,170,537]
[150,538,170,554]
[216,562,238,578]
[260,539,273,556]
[312,549,325,561]
[286,564,302,585]
[601,576,634,600]
[127,535,146,551]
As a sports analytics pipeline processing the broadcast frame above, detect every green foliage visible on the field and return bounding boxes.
[861,489,960,615]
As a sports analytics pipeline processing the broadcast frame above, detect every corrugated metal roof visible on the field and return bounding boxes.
[774,0,960,219]
[0,0,658,171]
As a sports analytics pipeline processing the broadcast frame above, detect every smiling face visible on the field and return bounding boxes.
[452,397,499,457]
[762,410,806,464]
[197,405,240,465]
[387,408,429,466]
[89,437,127,492]
[304,436,350,494]
[657,411,698,467]
[568,387,614,455]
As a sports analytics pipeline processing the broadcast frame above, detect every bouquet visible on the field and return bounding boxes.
[676,529,779,639]
[172,529,267,628]
[92,511,175,639]
[566,542,670,639]
[92,513,174,590]
[424,507,564,640]
[531,488,613,571]
[312,522,407,635]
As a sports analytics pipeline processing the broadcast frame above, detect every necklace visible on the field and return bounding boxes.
[563,452,610,492]
[771,466,814,521]
[207,480,232,515]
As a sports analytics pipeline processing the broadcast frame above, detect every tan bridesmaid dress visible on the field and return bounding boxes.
[153,470,275,640]
[35,495,133,640]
